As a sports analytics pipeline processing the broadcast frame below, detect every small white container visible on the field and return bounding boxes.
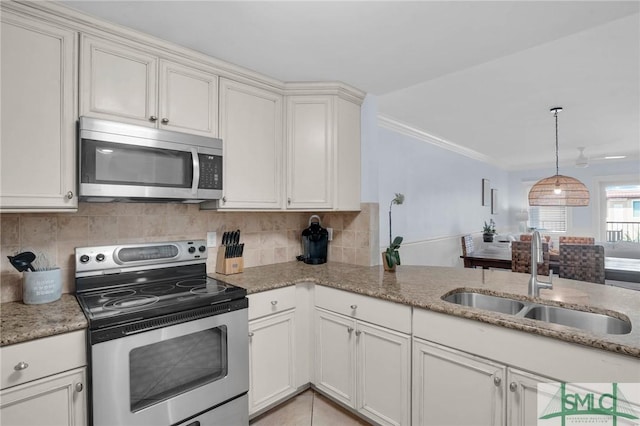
[23,268,62,304]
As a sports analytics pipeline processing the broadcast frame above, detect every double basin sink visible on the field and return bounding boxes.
[443,291,631,335]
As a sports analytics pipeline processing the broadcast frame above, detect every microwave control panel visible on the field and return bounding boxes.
[198,154,222,190]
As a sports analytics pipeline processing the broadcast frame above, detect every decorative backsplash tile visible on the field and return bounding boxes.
[0,203,378,303]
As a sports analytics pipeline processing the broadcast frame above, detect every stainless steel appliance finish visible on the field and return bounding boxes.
[75,240,248,426]
[78,117,223,202]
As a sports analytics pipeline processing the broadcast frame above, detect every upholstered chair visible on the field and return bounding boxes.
[559,244,605,284]
[511,241,550,276]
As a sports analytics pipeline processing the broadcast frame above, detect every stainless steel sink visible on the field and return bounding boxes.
[442,292,525,315]
[523,305,632,335]
[442,290,632,335]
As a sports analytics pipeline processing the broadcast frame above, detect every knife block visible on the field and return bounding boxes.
[215,245,244,275]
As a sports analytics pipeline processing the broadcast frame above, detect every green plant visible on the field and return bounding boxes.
[385,193,405,269]
[483,219,496,234]
[385,236,403,268]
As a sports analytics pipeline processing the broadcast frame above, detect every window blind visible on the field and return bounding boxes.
[529,206,567,232]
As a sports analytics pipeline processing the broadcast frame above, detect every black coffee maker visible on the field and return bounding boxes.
[299,215,328,265]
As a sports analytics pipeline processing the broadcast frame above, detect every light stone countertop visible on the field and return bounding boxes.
[0,294,87,346]
[212,262,640,358]
[1,262,638,358]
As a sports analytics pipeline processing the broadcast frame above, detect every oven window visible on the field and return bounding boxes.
[129,326,228,412]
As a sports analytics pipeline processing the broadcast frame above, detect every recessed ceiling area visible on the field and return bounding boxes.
[61,1,640,170]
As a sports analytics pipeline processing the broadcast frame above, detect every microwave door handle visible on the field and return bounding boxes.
[191,149,200,195]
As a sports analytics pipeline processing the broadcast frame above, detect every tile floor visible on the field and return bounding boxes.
[250,389,370,426]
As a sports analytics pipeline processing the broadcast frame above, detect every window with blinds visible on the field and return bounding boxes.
[529,206,567,232]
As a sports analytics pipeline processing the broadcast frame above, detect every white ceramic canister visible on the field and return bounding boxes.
[23,268,62,304]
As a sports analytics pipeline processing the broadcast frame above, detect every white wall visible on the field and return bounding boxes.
[361,98,510,266]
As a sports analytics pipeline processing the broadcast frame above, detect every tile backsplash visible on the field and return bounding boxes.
[1,203,378,303]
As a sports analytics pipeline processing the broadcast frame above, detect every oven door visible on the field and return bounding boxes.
[90,307,248,426]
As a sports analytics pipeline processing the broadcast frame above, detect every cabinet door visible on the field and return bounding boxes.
[249,310,296,415]
[314,308,356,408]
[159,60,218,138]
[412,339,505,426]
[286,96,333,209]
[357,322,410,426]
[1,13,77,211]
[507,368,555,426]
[80,35,158,126]
[219,79,283,209]
[0,367,86,426]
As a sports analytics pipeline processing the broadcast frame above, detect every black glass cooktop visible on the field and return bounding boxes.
[76,274,246,329]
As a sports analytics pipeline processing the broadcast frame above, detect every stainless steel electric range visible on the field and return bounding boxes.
[75,240,248,426]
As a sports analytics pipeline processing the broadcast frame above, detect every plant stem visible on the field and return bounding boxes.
[389,205,392,247]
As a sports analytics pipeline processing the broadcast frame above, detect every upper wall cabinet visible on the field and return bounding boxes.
[80,36,218,138]
[0,11,78,211]
[217,78,284,210]
[286,94,361,211]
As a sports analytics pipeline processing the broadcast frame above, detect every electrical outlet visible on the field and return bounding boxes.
[207,232,217,247]
[327,228,333,241]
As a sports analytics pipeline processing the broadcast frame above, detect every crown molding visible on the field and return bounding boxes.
[377,114,501,167]
[284,81,366,105]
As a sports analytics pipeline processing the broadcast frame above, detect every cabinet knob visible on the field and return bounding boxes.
[75,383,84,392]
[350,304,357,310]
[493,376,502,386]
[287,198,291,205]
[248,332,254,337]
[509,382,518,392]
[347,327,354,334]
[355,330,362,336]
[66,191,73,199]
[161,118,169,124]
[271,300,278,306]
[14,361,29,371]
[149,116,158,122]
[221,196,226,204]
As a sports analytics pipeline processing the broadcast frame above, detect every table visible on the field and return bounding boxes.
[461,252,640,283]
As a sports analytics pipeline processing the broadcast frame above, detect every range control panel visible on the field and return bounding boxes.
[75,240,207,276]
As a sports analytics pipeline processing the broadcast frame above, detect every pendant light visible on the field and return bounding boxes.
[528,107,590,207]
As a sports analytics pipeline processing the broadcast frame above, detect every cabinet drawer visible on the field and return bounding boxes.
[315,285,411,333]
[248,286,296,320]
[1,330,86,390]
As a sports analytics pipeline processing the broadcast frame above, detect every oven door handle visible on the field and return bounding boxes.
[191,148,200,196]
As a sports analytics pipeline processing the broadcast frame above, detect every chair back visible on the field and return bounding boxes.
[559,236,595,245]
[559,244,605,284]
[461,235,474,257]
[511,241,550,276]
[519,234,532,242]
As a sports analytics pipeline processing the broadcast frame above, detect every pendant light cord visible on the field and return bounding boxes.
[554,109,559,176]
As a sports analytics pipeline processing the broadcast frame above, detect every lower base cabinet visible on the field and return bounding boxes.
[0,367,86,426]
[248,310,296,415]
[315,307,410,426]
[413,338,555,426]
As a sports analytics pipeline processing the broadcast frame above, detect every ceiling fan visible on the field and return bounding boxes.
[575,147,589,168]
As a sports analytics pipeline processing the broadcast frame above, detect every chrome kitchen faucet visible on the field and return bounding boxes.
[528,230,553,297]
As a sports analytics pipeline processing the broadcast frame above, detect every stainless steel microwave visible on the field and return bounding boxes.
[78,117,222,203]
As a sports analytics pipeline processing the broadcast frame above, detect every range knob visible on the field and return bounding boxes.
[80,255,90,263]
[198,246,206,252]
[188,246,196,254]
[96,253,105,262]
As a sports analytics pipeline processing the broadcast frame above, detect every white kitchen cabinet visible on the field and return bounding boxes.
[247,287,298,416]
[315,304,411,426]
[507,368,555,426]
[286,95,361,211]
[0,330,87,425]
[217,78,283,209]
[0,11,77,211]
[80,35,218,138]
[412,338,505,426]
[0,368,86,426]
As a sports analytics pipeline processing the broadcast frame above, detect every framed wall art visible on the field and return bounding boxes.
[482,179,491,206]
[491,189,498,214]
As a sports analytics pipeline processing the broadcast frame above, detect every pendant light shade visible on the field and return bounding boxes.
[528,107,590,207]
